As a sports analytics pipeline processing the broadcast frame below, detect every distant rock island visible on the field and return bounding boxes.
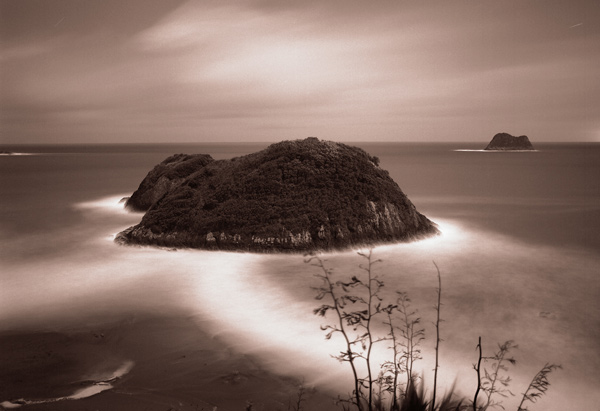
[116,138,439,252]
[484,133,535,151]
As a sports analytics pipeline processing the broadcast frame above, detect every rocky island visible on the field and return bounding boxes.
[484,132,535,151]
[116,138,438,252]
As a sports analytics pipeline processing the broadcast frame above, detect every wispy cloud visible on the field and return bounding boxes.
[1,0,599,143]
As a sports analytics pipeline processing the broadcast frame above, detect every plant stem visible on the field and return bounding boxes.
[365,250,375,410]
[314,257,364,411]
[473,336,482,411]
[516,363,561,411]
[431,261,442,411]
[386,310,400,410]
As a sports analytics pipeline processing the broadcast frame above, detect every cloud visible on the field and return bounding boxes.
[1,0,599,143]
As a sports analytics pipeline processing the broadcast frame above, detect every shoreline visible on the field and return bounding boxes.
[0,314,337,411]
[113,224,441,254]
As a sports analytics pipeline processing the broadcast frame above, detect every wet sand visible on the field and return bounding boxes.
[0,314,336,411]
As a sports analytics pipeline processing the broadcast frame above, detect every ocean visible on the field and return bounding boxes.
[1,142,599,410]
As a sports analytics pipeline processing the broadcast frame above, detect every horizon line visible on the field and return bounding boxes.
[1,140,598,146]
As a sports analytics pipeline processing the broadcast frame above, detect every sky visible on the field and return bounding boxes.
[1,0,599,144]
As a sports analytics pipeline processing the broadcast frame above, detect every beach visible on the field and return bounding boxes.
[0,313,339,411]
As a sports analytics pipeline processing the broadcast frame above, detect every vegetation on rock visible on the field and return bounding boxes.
[125,153,214,211]
[117,138,438,252]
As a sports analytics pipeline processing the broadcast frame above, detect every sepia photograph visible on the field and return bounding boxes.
[1,1,599,410]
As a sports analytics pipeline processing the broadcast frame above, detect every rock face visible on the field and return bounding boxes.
[116,138,438,252]
[125,153,214,211]
[484,133,535,151]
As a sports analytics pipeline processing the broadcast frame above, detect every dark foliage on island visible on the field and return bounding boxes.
[484,133,535,151]
[125,153,214,211]
[116,138,438,252]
